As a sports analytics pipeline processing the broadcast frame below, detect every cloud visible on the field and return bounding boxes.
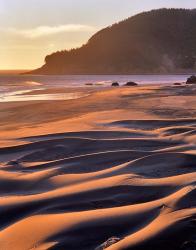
[2,24,97,39]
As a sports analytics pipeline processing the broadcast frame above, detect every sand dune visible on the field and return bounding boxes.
[0,120,196,249]
[0,85,195,249]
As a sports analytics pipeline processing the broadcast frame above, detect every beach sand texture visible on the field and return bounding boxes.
[0,84,196,250]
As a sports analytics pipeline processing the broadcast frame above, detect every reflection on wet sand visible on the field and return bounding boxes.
[0,89,88,102]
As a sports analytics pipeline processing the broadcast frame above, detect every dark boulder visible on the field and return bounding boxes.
[85,83,93,86]
[173,82,182,86]
[186,75,196,84]
[125,81,138,86]
[112,82,119,87]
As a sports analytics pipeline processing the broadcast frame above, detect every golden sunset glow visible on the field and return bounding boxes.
[1,0,195,69]
[0,1,196,250]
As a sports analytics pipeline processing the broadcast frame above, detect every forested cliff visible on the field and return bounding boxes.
[29,9,196,75]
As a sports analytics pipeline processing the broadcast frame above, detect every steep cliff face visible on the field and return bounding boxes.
[29,8,196,75]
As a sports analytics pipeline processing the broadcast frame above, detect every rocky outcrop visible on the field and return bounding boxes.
[125,81,138,86]
[186,75,196,84]
[112,82,120,87]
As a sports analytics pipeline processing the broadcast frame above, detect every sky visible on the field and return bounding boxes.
[0,0,195,70]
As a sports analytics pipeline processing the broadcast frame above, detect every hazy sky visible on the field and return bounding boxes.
[0,0,195,69]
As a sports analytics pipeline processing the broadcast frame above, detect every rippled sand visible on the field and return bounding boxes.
[0,84,196,250]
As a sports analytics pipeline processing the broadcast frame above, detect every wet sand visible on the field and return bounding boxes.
[0,84,196,249]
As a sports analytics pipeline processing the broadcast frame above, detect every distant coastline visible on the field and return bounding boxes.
[28,9,196,76]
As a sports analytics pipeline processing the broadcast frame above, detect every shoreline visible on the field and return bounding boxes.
[0,83,196,146]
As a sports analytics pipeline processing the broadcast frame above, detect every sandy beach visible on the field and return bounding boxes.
[0,83,196,249]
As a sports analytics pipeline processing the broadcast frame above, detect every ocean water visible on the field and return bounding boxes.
[0,74,194,102]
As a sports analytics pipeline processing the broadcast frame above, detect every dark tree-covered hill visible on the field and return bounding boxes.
[29,8,196,75]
